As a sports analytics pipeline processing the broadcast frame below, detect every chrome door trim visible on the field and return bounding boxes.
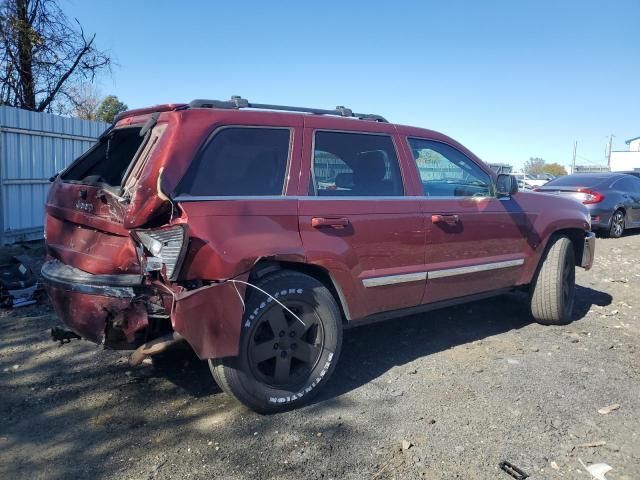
[362,271,427,288]
[427,259,524,279]
[173,195,426,202]
[361,258,524,288]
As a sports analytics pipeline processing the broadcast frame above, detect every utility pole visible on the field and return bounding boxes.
[572,141,577,174]
[606,134,615,169]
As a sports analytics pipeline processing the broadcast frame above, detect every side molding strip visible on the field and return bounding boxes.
[427,259,524,279]
[361,259,525,288]
[362,272,427,288]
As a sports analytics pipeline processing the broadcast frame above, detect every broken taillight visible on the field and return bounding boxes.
[132,225,188,280]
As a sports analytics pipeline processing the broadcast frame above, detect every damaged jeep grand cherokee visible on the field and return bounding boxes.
[43,97,595,413]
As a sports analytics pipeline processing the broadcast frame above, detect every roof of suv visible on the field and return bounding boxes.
[114,96,487,170]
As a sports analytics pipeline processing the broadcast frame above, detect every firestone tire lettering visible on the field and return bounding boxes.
[243,287,305,329]
[268,353,334,404]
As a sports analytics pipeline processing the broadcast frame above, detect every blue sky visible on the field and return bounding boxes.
[61,0,639,170]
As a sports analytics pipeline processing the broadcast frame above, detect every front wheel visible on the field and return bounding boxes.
[530,236,575,325]
[607,209,625,238]
[209,270,343,413]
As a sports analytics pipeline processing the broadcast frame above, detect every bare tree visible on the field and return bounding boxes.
[64,82,101,120]
[0,0,111,112]
[524,157,546,175]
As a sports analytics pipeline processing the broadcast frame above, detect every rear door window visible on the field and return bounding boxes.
[61,127,144,187]
[176,127,291,196]
[614,176,640,193]
[408,138,492,197]
[312,131,403,196]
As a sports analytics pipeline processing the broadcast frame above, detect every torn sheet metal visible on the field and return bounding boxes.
[171,279,246,360]
[45,283,132,343]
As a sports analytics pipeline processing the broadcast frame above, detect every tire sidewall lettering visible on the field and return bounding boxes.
[268,352,334,404]
[243,287,305,329]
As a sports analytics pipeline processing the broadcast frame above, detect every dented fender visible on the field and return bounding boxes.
[169,276,247,359]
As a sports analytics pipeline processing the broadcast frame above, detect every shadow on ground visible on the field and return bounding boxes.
[151,284,612,406]
[0,283,612,480]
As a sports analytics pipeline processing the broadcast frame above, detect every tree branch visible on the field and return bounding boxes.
[36,33,94,111]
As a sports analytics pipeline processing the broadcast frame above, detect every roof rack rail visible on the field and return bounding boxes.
[188,96,388,123]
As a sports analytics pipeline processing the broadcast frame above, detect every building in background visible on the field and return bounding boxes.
[574,165,610,173]
[609,136,640,173]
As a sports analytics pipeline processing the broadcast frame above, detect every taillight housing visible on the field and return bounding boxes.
[132,224,188,280]
[576,188,605,205]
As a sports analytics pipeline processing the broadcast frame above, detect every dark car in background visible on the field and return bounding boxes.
[618,170,640,178]
[536,173,640,238]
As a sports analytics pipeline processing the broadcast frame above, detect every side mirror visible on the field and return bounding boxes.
[496,174,518,196]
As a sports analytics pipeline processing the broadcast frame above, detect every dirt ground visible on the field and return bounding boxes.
[1,234,638,480]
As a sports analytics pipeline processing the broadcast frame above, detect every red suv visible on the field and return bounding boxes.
[42,97,595,413]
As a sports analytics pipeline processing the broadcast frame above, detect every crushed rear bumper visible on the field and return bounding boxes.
[42,260,141,343]
[42,260,246,359]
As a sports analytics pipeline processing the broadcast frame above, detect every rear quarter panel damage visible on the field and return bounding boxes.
[170,198,305,359]
[171,280,246,359]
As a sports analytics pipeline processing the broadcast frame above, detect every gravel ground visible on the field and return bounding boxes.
[1,234,639,480]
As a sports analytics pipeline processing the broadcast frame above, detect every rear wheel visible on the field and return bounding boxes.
[209,271,342,413]
[530,236,575,325]
[607,209,625,238]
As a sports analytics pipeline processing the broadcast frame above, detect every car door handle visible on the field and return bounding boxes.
[311,217,350,228]
[432,214,459,225]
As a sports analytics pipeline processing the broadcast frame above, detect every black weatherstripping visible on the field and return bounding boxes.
[140,112,161,137]
[188,96,389,123]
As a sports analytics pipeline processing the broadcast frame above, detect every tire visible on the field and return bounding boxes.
[209,270,343,413]
[606,209,625,238]
[530,236,575,325]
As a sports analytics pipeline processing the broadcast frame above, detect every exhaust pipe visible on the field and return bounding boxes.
[129,331,184,366]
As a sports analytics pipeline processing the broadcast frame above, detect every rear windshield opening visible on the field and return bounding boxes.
[61,127,144,187]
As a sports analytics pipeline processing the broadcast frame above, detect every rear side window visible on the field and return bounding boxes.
[61,127,144,187]
[312,131,403,196]
[176,127,290,196]
[614,176,640,193]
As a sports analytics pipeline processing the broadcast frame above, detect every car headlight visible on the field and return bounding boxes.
[133,225,188,280]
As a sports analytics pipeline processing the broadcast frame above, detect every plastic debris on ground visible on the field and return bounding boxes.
[0,254,40,308]
[580,459,613,480]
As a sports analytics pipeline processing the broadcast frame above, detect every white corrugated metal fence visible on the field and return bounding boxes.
[0,106,109,245]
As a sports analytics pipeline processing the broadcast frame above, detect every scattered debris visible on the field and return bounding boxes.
[0,255,39,308]
[598,404,620,415]
[550,461,559,470]
[51,326,81,345]
[577,441,607,448]
[499,460,529,479]
[579,459,613,480]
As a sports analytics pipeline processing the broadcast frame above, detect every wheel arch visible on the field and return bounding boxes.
[548,227,585,267]
[612,206,627,222]
[248,259,351,323]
